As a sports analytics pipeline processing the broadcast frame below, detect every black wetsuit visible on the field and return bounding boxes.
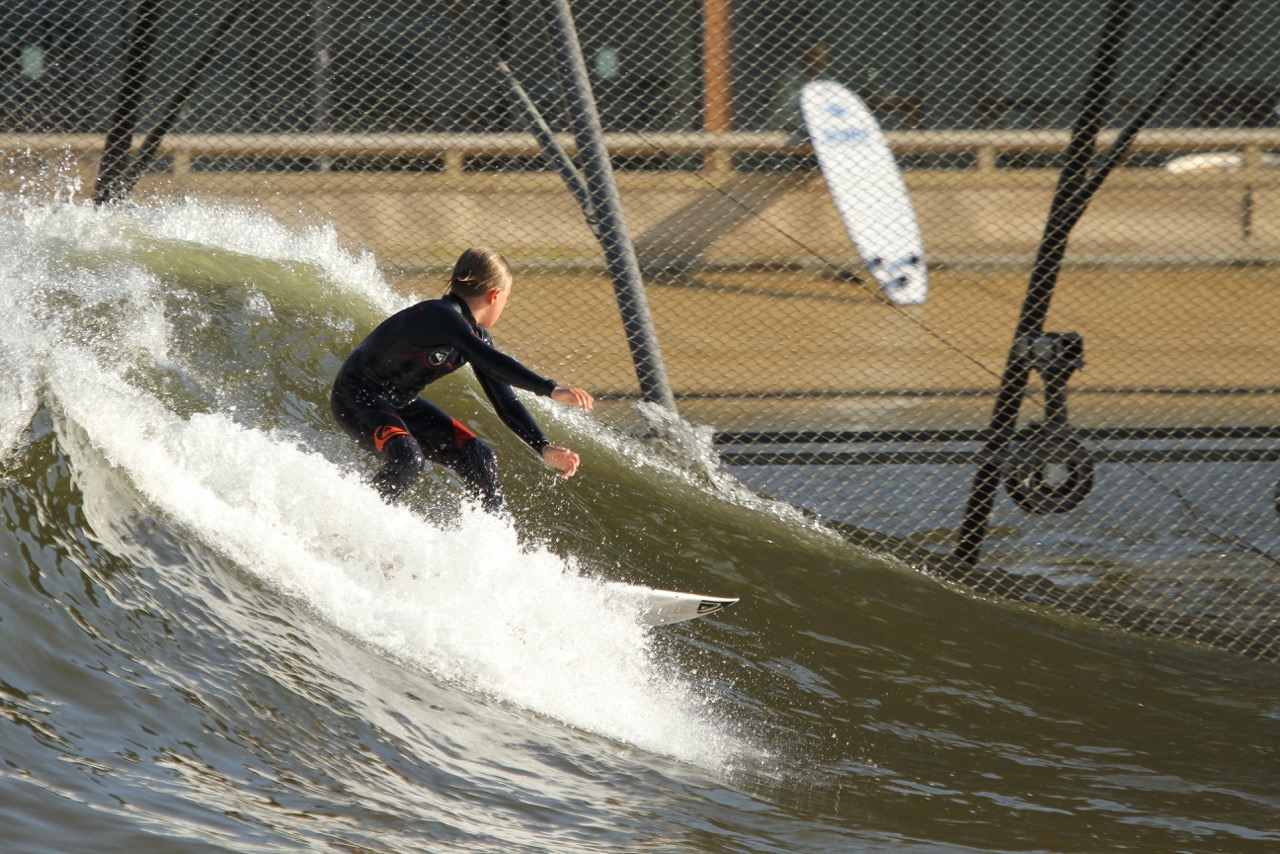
[331,293,556,511]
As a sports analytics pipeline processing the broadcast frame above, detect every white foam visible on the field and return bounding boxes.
[0,218,40,459]
[50,343,728,763]
[2,194,736,766]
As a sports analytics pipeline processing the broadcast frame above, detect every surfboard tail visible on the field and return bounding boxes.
[871,255,928,305]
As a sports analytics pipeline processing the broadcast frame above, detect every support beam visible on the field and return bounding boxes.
[544,0,676,410]
[116,1,250,198]
[93,0,162,204]
[953,0,1241,568]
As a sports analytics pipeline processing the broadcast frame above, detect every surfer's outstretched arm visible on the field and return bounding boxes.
[551,385,594,413]
[541,444,580,478]
[477,376,593,480]
[541,386,593,478]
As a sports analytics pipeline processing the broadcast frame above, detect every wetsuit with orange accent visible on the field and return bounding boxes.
[330,293,557,512]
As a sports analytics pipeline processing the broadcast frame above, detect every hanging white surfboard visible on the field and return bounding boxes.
[801,79,928,305]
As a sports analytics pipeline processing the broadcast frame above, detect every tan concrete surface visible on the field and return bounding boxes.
[392,264,1280,432]
[4,147,1275,433]
[122,169,1280,269]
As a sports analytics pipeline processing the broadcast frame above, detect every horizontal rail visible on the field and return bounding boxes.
[716,424,1280,466]
[721,448,1280,468]
[715,425,1280,446]
[4,129,1280,175]
[719,448,1280,466]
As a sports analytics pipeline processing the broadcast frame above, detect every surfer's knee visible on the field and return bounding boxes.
[373,433,425,501]
[457,438,504,512]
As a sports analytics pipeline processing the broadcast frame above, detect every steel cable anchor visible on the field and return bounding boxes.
[1002,332,1096,515]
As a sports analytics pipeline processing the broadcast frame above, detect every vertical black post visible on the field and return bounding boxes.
[497,59,599,236]
[116,1,250,198]
[494,0,518,131]
[953,0,1136,567]
[543,0,676,410]
[94,0,163,204]
[969,0,1001,128]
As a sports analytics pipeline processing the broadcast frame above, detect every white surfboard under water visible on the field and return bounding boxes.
[802,80,928,305]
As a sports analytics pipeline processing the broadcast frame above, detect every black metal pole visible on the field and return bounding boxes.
[953,0,1240,567]
[952,0,1137,567]
[116,1,250,198]
[433,2,597,228]
[94,0,163,204]
[496,59,600,238]
[543,0,676,410]
[1056,0,1241,233]
[310,0,333,172]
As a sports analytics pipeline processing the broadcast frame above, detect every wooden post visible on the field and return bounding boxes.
[703,0,734,175]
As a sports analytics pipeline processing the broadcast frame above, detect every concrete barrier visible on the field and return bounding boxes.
[3,130,1277,269]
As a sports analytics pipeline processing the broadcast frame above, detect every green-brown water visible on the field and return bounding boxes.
[1,196,1277,853]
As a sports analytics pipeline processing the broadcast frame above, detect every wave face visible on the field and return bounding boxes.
[1,194,1278,853]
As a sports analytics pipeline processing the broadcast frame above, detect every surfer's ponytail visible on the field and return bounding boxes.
[448,247,513,298]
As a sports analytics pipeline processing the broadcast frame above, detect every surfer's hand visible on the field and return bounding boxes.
[541,444,581,478]
[551,385,594,413]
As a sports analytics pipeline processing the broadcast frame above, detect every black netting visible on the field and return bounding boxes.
[4,0,1278,658]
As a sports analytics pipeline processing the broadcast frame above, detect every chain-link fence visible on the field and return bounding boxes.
[4,0,1279,659]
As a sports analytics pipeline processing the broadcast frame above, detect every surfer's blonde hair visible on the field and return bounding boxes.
[448,246,513,298]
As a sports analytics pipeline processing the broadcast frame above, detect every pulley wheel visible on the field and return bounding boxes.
[1003,429,1095,515]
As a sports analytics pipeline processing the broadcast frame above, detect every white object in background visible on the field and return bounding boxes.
[802,80,928,305]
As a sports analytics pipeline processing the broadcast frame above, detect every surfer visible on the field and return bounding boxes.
[330,246,594,512]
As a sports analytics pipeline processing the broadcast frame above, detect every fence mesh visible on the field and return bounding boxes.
[4,0,1279,659]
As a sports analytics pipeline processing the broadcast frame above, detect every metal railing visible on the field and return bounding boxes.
[5,129,1280,175]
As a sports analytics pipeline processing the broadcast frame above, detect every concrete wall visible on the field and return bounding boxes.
[3,145,1276,270]
[121,168,1279,271]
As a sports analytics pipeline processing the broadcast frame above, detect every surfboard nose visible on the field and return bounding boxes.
[696,597,738,616]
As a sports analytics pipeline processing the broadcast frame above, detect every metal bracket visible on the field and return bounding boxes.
[1012,332,1085,428]
[1004,333,1094,514]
